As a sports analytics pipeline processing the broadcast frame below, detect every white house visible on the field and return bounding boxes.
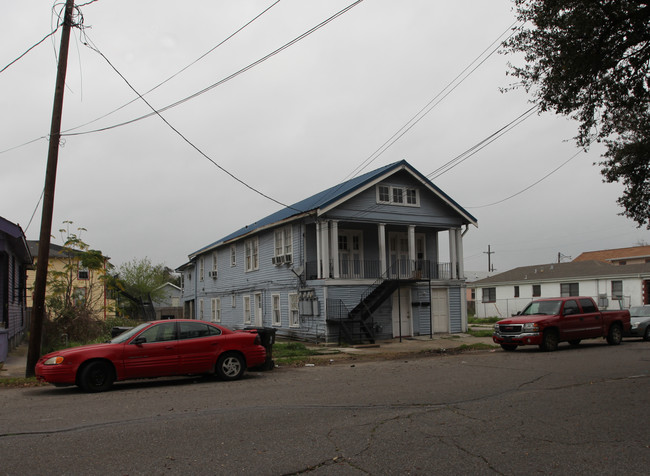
[471,260,650,319]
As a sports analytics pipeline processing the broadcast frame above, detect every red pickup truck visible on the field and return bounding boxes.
[493,296,631,351]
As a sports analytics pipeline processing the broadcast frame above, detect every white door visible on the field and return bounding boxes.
[392,288,412,337]
[431,288,449,333]
[388,233,409,278]
[254,293,263,326]
[339,231,363,278]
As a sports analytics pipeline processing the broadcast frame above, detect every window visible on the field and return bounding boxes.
[199,299,204,319]
[514,286,519,298]
[212,298,221,322]
[563,299,579,315]
[230,245,237,267]
[231,294,236,308]
[579,298,597,313]
[73,287,87,305]
[532,285,541,297]
[243,296,251,324]
[212,252,218,272]
[199,258,205,282]
[245,238,259,272]
[136,322,177,343]
[482,287,496,303]
[273,226,292,263]
[560,283,579,297]
[289,293,299,328]
[179,321,220,339]
[272,294,281,326]
[376,184,419,207]
[611,280,623,300]
[78,266,89,280]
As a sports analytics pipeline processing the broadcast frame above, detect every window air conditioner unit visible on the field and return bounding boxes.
[284,254,292,264]
[208,270,218,279]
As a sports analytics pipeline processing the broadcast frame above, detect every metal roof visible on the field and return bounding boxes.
[189,160,477,259]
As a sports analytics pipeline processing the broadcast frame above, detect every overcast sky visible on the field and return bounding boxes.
[2,0,648,276]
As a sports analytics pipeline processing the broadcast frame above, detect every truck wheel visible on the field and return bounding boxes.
[606,323,622,345]
[539,330,558,352]
[500,344,518,351]
[568,339,581,346]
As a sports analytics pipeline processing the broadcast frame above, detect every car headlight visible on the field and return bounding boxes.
[44,356,64,365]
[522,322,539,333]
[494,323,500,332]
[631,322,639,330]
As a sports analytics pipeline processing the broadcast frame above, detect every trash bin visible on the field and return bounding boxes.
[244,327,276,371]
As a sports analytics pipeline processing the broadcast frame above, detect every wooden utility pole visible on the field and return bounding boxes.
[484,245,495,273]
[26,0,75,377]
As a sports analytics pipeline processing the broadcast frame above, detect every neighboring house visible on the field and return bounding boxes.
[26,241,114,320]
[152,282,183,320]
[573,245,650,266]
[178,160,477,344]
[471,260,650,319]
[0,217,32,361]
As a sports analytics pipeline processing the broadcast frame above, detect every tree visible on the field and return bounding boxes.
[503,0,650,227]
[110,257,175,319]
[43,222,110,350]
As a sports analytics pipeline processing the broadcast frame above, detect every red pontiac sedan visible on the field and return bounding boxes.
[36,320,267,392]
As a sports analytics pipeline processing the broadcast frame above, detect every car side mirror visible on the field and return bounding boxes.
[133,337,147,345]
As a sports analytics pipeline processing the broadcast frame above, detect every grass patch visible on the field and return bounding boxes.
[273,341,340,365]
[0,376,44,388]
[468,316,501,324]
[467,328,494,338]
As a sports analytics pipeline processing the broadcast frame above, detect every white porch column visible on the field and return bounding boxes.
[408,225,416,264]
[449,228,457,280]
[378,223,387,276]
[331,220,340,278]
[321,220,330,278]
[316,221,322,279]
[455,227,465,280]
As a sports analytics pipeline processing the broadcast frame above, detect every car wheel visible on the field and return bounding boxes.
[539,329,559,352]
[606,323,622,345]
[78,361,114,393]
[644,326,650,342]
[500,344,518,351]
[568,339,581,346]
[216,353,245,381]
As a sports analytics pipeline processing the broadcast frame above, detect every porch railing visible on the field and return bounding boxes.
[306,259,452,281]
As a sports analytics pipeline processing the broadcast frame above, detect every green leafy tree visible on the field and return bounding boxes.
[504,0,650,227]
[110,257,174,318]
[43,222,110,350]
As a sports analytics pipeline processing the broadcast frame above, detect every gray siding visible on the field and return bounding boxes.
[449,286,462,333]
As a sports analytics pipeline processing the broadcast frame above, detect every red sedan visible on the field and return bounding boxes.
[36,320,267,392]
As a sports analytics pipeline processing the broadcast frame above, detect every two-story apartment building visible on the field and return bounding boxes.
[178,160,477,344]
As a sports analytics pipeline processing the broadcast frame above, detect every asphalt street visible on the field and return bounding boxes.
[1,340,648,475]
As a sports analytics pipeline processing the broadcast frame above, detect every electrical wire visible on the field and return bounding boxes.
[63,0,365,137]
[465,149,585,209]
[0,26,60,74]
[84,34,302,212]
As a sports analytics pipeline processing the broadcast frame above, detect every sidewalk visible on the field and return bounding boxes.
[0,333,497,379]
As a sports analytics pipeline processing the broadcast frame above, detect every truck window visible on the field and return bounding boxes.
[563,300,579,315]
[579,298,597,313]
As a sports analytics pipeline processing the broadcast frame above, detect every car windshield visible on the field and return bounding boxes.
[520,300,562,316]
[110,323,150,343]
[629,306,650,317]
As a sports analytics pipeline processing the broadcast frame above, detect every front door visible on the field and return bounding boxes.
[339,231,363,278]
[254,292,263,326]
[389,233,409,278]
[122,321,179,379]
[392,287,412,337]
[431,288,449,333]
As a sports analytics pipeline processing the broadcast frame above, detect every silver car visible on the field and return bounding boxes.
[624,305,650,341]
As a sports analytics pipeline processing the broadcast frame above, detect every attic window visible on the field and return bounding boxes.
[376,184,419,207]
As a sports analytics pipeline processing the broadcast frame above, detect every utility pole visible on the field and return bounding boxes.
[484,245,495,273]
[26,0,75,377]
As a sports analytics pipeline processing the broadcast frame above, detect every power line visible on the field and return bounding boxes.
[84,34,302,212]
[465,149,585,209]
[0,27,60,74]
[63,0,365,137]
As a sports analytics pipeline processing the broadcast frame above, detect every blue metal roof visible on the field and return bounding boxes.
[190,160,476,258]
